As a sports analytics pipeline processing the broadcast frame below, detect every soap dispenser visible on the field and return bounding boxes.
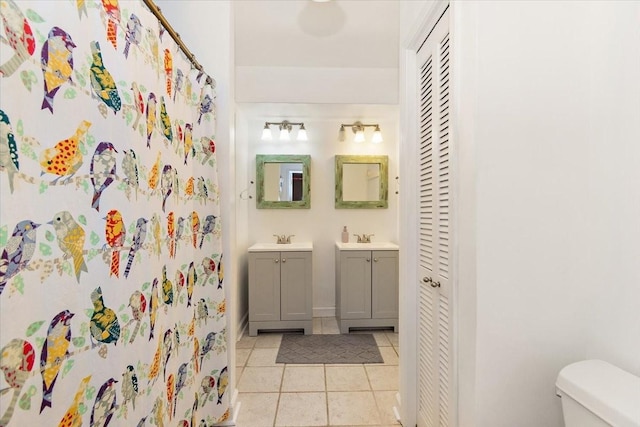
[341,226,349,243]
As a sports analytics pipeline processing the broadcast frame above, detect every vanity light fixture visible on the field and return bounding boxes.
[261,120,308,141]
[338,121,383,144]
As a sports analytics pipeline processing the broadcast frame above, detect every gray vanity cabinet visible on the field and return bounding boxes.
[248,248,312,336]
[335,245,399,333]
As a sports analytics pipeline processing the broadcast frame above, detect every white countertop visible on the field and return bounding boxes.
[335,242,399,251]
[249,242,313,252]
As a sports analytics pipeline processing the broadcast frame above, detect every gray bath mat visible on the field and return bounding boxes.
[276,334,383,364]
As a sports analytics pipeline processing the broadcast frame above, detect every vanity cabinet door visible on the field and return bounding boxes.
[280,251,312,321]
[340,250,372,320]
[371,250,399,319]
[249,252,281,322]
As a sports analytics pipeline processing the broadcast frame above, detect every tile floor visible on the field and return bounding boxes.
[235,317,401,427]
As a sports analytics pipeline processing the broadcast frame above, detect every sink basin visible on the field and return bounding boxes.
[335,242,399,251]
[249,242,313,252]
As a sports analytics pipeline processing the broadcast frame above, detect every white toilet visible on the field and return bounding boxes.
[556,359,640,427]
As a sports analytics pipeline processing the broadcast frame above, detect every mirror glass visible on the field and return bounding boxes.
[335,155,388,209]
[263,163,304,202]
[257,155,311,209]
[342,163,381,201]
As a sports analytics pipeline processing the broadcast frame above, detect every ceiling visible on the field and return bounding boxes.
[234,0,400,69]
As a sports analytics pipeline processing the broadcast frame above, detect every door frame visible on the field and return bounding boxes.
[399,1,458,425]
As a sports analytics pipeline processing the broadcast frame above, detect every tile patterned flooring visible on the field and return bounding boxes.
[235,317,401,427]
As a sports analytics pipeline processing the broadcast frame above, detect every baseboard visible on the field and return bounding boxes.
[236,312,248,341]
[393,391,401,423]
[313,306,336,318]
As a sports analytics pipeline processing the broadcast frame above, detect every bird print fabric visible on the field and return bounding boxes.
[121,365,139,413]
[159,96,172,143]
[90,142,117,211]
[163,49,172,97]
[0,1,227,425]
[104,209,125,277]
[145,92,157,147]
[89,287,120,345]
[0,109,19,193]
[124,217,147,278]
[101,0,120,50]
[0,220,40,295]
[121,148,139,197]
[148,277,159,340]
[127,290,146,344]
[40,27,76,113]
[57,375,91,427]
[49,211,87,282]
[0,0,36,77]
[90,377,118,427]
[40,121,92,183]
[40,310,75,412]
[0,339,35,426]
[124,13,142,59]
[131,82,144,130]
[90,41,121,114]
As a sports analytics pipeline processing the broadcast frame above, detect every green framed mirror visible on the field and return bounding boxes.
[335,155,388,209]
[256,154,311,209]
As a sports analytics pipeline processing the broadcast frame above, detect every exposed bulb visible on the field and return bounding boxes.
[261,124,272,140]
[372,125,383,144]
[338,125,346,142]
[354,129,365,143]
[279,126,290,141]
[297,124,308,141]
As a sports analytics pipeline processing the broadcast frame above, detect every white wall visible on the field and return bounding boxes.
[236,103,399,318]
[236,66,398,104]
[582,2,640,376]
[449,1,640,426]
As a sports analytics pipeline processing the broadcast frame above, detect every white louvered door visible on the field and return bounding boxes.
[417,8,454,427]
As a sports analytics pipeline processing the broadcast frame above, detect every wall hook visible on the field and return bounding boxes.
[239,180,254,200]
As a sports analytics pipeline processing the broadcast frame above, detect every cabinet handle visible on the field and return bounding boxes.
[422,277,432,284]
[366,258,371,262]
[374,258,378,262]
[282,258,286,263]
[431,281,441,288]
[274,259,279,263]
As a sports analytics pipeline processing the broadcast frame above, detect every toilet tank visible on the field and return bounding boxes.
[556,360,640,427]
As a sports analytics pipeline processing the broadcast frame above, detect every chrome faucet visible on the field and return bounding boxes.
[354,233,374,243]
[274,234,295,244]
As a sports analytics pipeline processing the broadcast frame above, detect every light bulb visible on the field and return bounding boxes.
[372,125,383,144]
[338,125,346,142]
[354,129,365,143]
[297,124,308,141]
[261,124,272,140]
[279,126,290,141]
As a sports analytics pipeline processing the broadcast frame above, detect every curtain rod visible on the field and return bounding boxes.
[142,0,215,87]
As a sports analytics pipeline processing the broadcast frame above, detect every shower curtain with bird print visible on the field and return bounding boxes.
[0,0,229,425]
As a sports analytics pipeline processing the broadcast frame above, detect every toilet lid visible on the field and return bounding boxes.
[556,360,640,427]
